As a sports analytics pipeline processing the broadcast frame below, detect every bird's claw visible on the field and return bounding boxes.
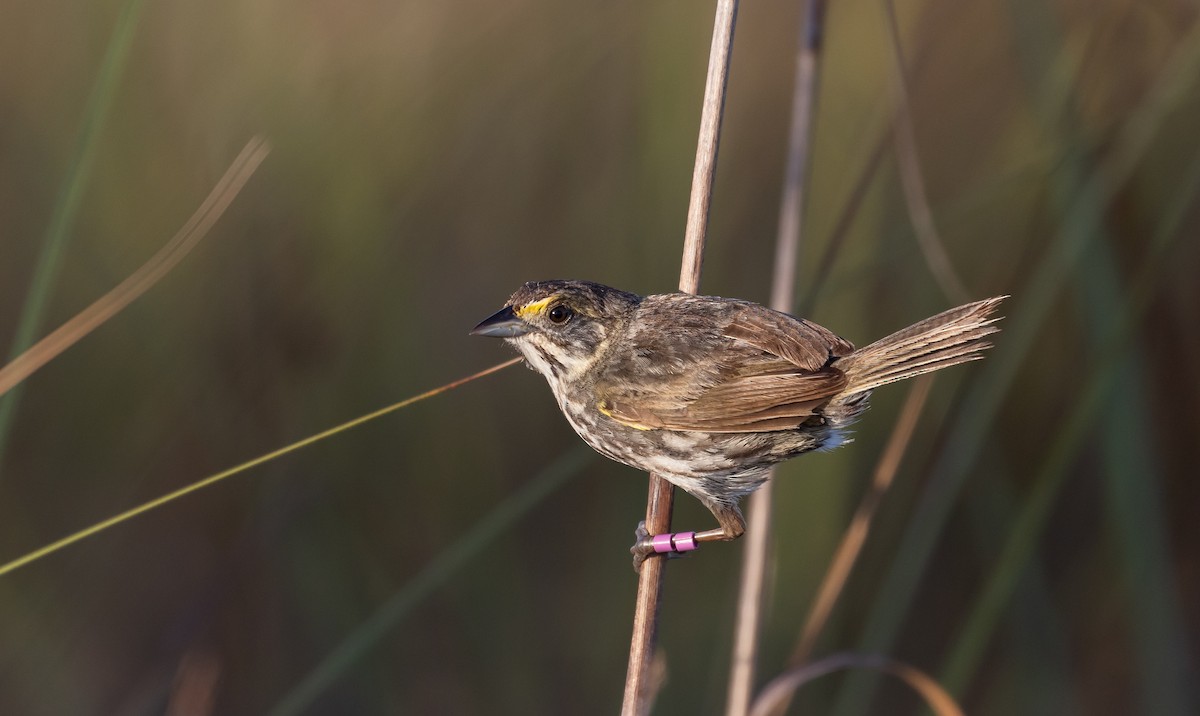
[631,521,655,572]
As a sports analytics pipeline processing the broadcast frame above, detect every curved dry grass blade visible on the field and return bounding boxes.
[749,651,963,716]
[798,0,945,315]
[0,357,520,578]
[798,132,889,315]
[625,3,739,715]
[0,137,271,398]
[882,0,969,304]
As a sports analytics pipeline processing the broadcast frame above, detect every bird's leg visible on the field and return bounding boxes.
[694,499,746,543]
[630,499,746,571]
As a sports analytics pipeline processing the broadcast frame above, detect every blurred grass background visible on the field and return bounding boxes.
[1,0,1197,714]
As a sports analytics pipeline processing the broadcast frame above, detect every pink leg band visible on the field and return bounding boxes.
[651,532,698,554]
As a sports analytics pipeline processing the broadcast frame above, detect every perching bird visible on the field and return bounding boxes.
[473,280,1004,568]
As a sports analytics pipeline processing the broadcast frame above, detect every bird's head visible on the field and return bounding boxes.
[471,280,641,382]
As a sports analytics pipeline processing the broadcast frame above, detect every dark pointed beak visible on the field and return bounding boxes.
[470,306,530,337]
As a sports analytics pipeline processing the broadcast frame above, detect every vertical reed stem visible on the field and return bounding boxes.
[622,2,739,714]
[725,3,826,715]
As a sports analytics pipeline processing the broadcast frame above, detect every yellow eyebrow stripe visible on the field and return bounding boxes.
[514,296,556,318]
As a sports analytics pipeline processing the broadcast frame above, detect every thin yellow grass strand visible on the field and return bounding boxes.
[749,651,963,716]
[0,137,270,398]
[0,357,521,578]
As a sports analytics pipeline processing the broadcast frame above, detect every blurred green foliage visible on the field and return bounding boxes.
[0,0,1197,714]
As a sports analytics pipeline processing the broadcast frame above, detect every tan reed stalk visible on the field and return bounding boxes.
[621,1,740,714]
[725,2,827,715]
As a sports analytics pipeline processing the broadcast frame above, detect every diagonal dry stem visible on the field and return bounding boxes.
[760,376,933,716]
[0,0,149,478]
[791,375,932,664]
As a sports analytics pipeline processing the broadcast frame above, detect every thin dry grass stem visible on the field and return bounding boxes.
[768,0,827,311]
[725,3,826,716]
[0,357,522,578]
[623,2,739,714]
[0,137,271,398]
[726,478,774,716]
[748,651,964,716]
[792,375,932,664]
[760,376,933,716]
[882,0,969,304]
[800,1,946,314]
[799,131,889,314]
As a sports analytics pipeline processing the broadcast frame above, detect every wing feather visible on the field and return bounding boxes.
[723,311,853,371]
[596,297,854,433]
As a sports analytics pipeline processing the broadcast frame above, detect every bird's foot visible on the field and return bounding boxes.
[630,521,698,572]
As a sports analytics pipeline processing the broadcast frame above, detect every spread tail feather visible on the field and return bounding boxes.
[837,296,1006,396]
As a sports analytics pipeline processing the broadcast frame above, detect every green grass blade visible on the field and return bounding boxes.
[832,10,1200,715]
[1084,259,1196,716]
[939,145,1200,704]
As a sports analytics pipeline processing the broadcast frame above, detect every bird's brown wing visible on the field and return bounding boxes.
[597,301,854,433]
[721,308,854,371]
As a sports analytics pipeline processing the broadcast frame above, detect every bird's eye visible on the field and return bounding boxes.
[547,304,572,324]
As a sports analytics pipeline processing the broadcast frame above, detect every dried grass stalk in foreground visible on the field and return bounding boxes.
[623,1,740,714]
